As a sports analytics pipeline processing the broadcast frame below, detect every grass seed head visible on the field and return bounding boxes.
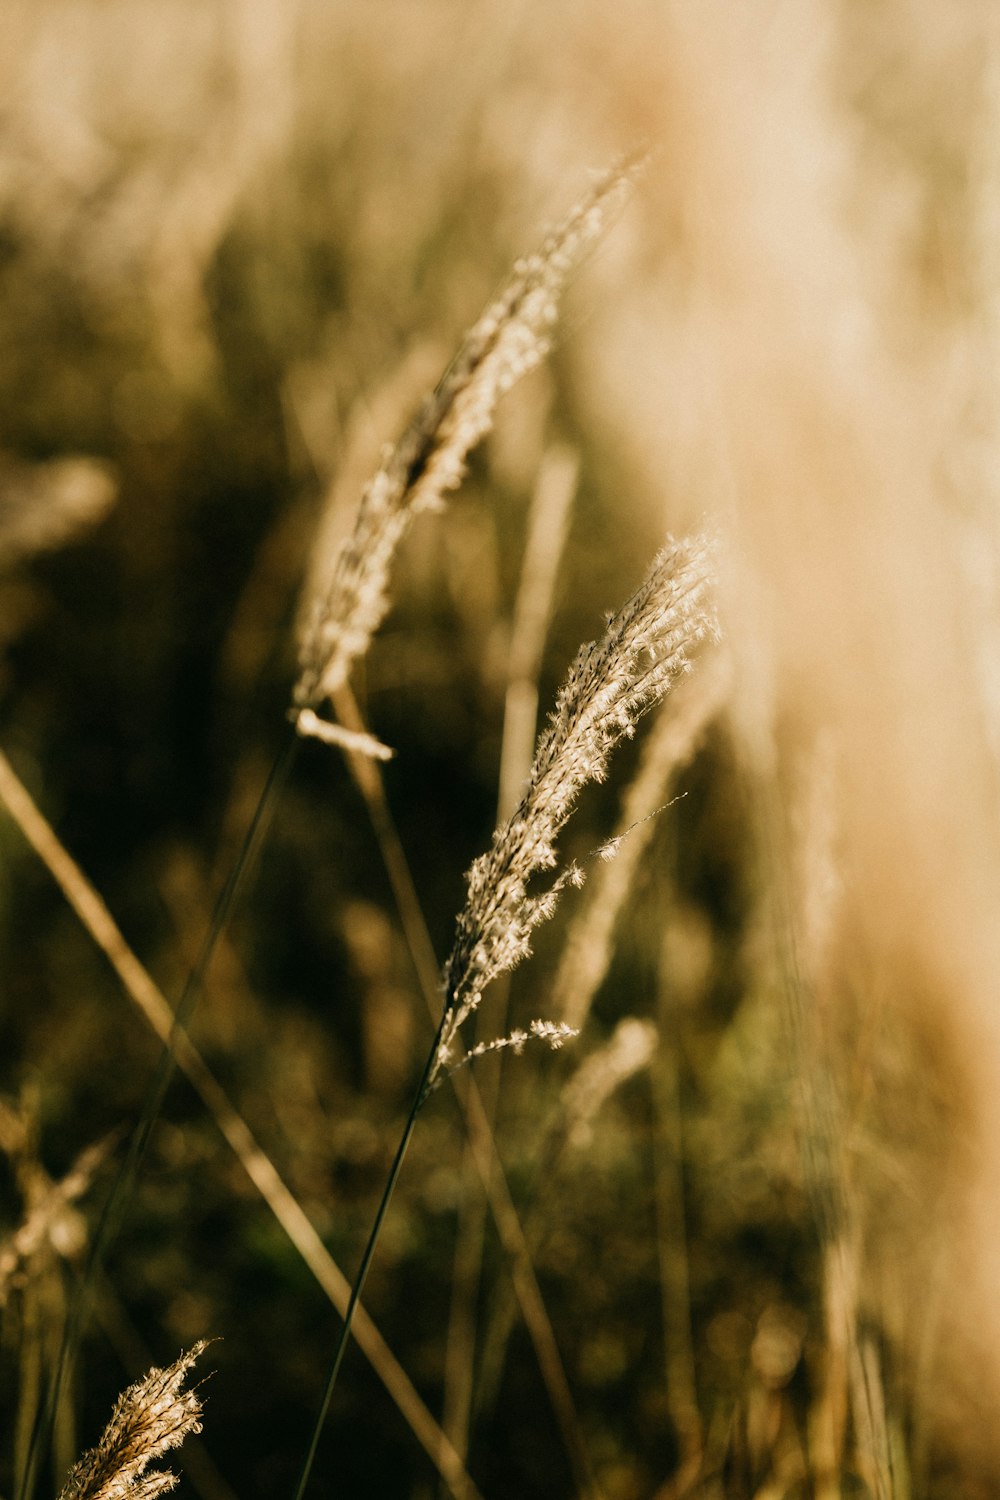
[58,1343,207,1500]
[293,155,644,718]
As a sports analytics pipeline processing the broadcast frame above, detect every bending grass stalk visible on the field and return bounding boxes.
[433,534,717,1087]
[0,749,480,1500]
[296,536,717,1492]
[467,648,726,1430]
[7,728,299,1500]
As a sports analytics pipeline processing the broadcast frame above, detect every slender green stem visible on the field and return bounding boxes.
[292,1009,450,1500]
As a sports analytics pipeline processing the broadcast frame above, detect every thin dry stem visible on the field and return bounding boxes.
[651,981,703,1490]
[497,443,579,819]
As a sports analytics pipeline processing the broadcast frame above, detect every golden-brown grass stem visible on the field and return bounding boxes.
[497,443,579,820]
[0,749,481,1500]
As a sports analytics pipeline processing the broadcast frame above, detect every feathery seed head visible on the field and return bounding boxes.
[294,155,645,717]
[58,1343,207,1500]
[431,531,717,1087]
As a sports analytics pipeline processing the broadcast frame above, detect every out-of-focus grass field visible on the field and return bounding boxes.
[3,4,1000,1497]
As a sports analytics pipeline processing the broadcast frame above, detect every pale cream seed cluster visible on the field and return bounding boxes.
[293,157,642,722]
[58,1343,205,1500]
[431,532,717,1087]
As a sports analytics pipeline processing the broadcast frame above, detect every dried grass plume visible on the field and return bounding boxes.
[293,155,644,732]
[58,1343,206,1500]
[432,531,717,1088]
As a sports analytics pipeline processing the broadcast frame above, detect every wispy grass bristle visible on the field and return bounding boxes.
[433,1018,579,1088]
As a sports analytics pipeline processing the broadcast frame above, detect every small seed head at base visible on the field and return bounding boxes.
[58,1342,207,1500]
